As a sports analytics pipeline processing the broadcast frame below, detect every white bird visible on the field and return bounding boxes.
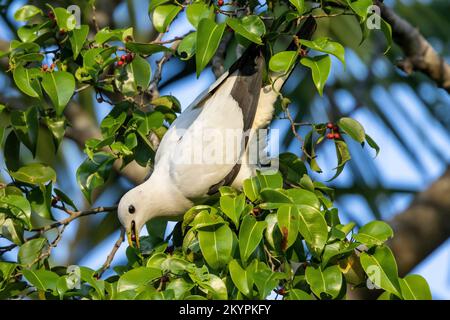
[118,18,317,247]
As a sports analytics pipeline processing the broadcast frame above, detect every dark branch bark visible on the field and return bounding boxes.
[388,166,450,276]
[377,1,450,92]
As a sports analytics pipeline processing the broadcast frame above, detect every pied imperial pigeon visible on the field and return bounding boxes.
[118,17,317,248]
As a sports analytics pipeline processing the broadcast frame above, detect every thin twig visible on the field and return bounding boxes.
[95,228,125,278]
[31,206,117,232]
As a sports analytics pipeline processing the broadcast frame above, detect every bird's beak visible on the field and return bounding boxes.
[127,220,140,249]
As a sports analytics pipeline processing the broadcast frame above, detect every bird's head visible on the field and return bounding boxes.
[117,187,147,248]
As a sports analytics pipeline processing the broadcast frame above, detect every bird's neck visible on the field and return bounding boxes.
[138,167,194,222]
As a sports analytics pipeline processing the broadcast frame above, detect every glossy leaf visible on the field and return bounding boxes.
[69,25,89,59]
[220,193,245,228]
[117,267,162,292]
[196,19,226,76]
[305,265,342,299]
[228,259,252,297]
[297,205,328,252]
[14,5,42,21]
[42,71,75,115]
[268,51,297,73]
[360,246,402,297]
[18,238,47,266]
[239,215,267,264]
[11,106,39,157]
[337,117,365,143]
[151,4,181,33]
[186,2,213,29]
[10,163,56,185]
[76,152,116,202]
[399,274,432,300]
[277,205,299,251]
[198,224,233,270]
[300,55,331,96]
[226,16,265,45]
[353,220,394,246]
[300,37,345,65]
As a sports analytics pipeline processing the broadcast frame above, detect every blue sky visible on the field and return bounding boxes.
[0,0,449,299]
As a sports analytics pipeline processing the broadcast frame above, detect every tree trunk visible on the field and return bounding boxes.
[388,166,450,277]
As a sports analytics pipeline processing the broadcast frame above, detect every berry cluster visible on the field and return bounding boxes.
[41,63,56,72]
[117,53,134,67]
[326,122,341,140]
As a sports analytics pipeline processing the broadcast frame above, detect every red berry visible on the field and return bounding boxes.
[327,133,334,140]
[117,60,124,67]
[218,0,224,6]
[333,133,341,139]
[326,122,334,129]
[333,125,339,131]
[120,55,127,61]
[126,53,133,62]
[42,64,48,71]
[47,10,55,20]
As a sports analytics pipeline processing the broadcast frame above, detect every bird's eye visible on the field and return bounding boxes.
[128,205,135,214]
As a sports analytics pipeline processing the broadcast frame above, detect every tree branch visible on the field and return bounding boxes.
[376,1,450,92]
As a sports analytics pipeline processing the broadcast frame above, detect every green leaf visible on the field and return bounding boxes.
[305,265,343,299]
[11,106,39,157]
[399,274,432,300]
[228,259,252,297]
[52,7,77,31]
[70,25,89,59]
[226,16,266,45]
[346,0,372,19]
[166,278,195,299]
[151,4,181,33]
[10,163,56,185]
[198,224,233,270]
[243,176,261,202]
[42,71,75,115]
[300,37,345,66]
[18,238,47,266]
[380,18,392,54]
[13,65,41,98]
[286,188,321,209]
[131,55,151,91]
[337,117,365,143]
[329,140,351,181]
[286,289,314,300]
[220,194,245,228]
[200,274,228,300]
[360,246,402,297]
[117,267,162,292]
[76,152,116,202]
[14,5,42,21]
[353,221,393,246]
[257,171,283,189]
[277,205,299,251]
[177,32,197,60]
[300,55,331,96]
[125,42,172,55]
[196,19,226,76]
[297,205,328,252]
[4,132,20,172]
[259,189,292,209]
[54,188,78,211]
[238,215,267,264]
[289,0,305,14]
[268,51,298,74]
[22,269,58,292]
[186,2,213,29]
[43,116,66,150]
[365,133,380,156]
